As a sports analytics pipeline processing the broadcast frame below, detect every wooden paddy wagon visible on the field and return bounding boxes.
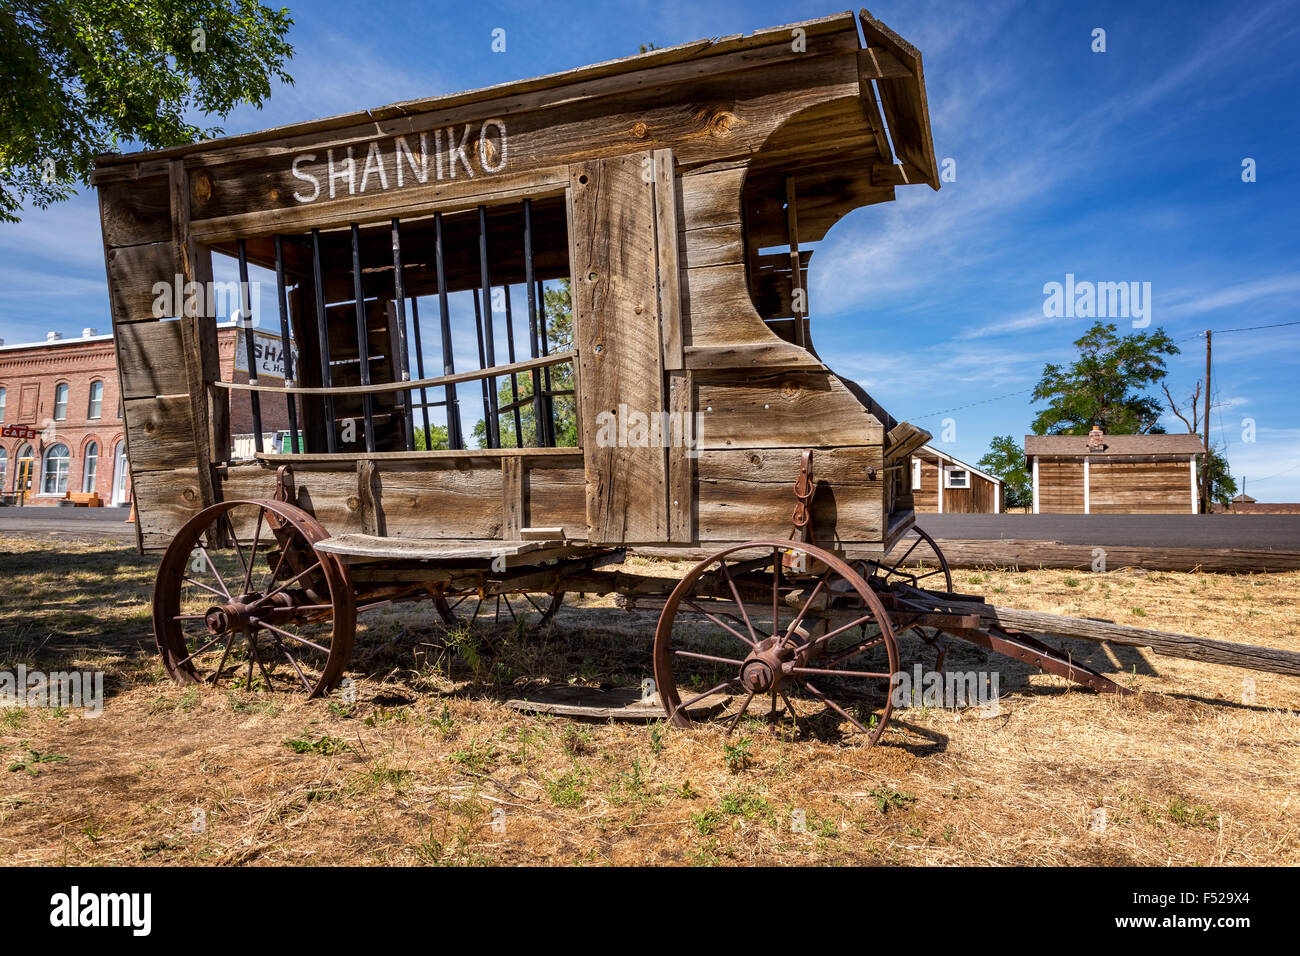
[92,9,967,740]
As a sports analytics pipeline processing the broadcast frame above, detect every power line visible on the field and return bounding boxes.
[909,386,1035,421]
[1250,460,1300,484]
[1177,319,1300,343]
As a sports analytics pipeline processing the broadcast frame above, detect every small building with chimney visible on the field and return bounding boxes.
[910,445,1002,513]
[1025,426,1205,514]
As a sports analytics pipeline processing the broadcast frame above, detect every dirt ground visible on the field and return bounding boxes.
[1,532,1297,866]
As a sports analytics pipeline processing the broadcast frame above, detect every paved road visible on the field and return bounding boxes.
[0,505,136,542]
[918,514,1300,551]
[2,508,1298,552]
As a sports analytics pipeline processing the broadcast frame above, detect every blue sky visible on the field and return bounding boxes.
[2,0,1298,496]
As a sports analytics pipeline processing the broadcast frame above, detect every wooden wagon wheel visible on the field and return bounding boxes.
[857,524,953,667]
[653,540,900,745]
[859,524,953,594]
[153,499,356,697]
[433,588,565,635]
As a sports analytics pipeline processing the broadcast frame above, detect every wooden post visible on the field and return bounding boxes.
[1083,456,1090,515]
[1201,329,1212,512]
[168,160,220,516]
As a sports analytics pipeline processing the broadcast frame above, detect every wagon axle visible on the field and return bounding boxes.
[203,588,300,636]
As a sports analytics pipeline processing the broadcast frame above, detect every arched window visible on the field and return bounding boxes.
[0,447,7,489]
[0,386,6,423]
[53,383,69,421]
[83,441,99,493]
[42,443,70,495]
[88,380,104,419]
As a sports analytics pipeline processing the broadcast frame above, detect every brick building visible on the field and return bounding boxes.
[0,322,290,506]
[0,329,128,506]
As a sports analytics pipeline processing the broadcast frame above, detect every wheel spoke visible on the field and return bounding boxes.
[247,635,276,691]
[270,635,314,692]
[675,679,738,717]
[886,535,923,573]
[242,509,264,597]
[175,632,226,667]
[197,545,232,599]
[720,562,759,646]
[249,560,322,610]
[223,513,250,583]
[799,678,872,735]
[800,613,876,657]
[180,574,226,599]
[252,617,330,655]
[771,548,780,639]
[673,649,746,667]
[207,633,237,684]
[792,666,891,680]
[684,599,756,649]
[781,570,831,645]
[817,636,886,669]
[726,689,757,736]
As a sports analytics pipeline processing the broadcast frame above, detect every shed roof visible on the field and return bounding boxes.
[1025,434,1206,458]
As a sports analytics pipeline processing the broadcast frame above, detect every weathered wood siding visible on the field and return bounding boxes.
[1036,459,1085,514]
[570,153,669,544]
[911,458,999,513]
[1090,459,1193,514]
[95,11,930,553]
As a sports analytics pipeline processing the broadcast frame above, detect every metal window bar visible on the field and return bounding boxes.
[523,199,546,447]
[350,223,376,453]
[409,296,432,447]
[536,277,556,447]
[478,205,501,448]
[272,235,300,451]
[235,239,264,454]
[503,285,523,446]
[434,212,463,450]
[471,287,494,447]
[390,218,415,452]
[311,228,337,453]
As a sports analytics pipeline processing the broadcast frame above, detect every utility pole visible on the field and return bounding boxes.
[1201,329,1212,513]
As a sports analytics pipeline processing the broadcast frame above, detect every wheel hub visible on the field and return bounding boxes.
[740,637,798,693]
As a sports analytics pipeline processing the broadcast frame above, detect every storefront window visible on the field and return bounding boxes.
[42,443,70,495]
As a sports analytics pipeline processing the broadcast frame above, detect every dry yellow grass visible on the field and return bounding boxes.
[1,534,1297,866]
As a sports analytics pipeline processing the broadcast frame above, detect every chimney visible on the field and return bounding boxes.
[82,327,98,338]
[1087,424,1105,452]
[46,331,62,342]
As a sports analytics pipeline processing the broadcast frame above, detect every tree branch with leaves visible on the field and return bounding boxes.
[0,0,294,222]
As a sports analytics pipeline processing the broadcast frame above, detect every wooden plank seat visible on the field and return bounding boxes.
[313,533,611,567]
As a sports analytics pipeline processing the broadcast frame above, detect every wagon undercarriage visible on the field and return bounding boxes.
[153,470,1144,744]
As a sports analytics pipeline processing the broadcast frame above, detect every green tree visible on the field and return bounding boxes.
[472,280,578,448]
[976,435,1032,509]
[1202,444,1238,508]
[1030,322,1179,435]
[413,424,448,451]
[1,0,295,222]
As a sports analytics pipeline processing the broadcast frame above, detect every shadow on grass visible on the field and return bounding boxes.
[0,537,158,705]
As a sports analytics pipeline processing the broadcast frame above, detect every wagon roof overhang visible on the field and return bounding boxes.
[92,8,939,190]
